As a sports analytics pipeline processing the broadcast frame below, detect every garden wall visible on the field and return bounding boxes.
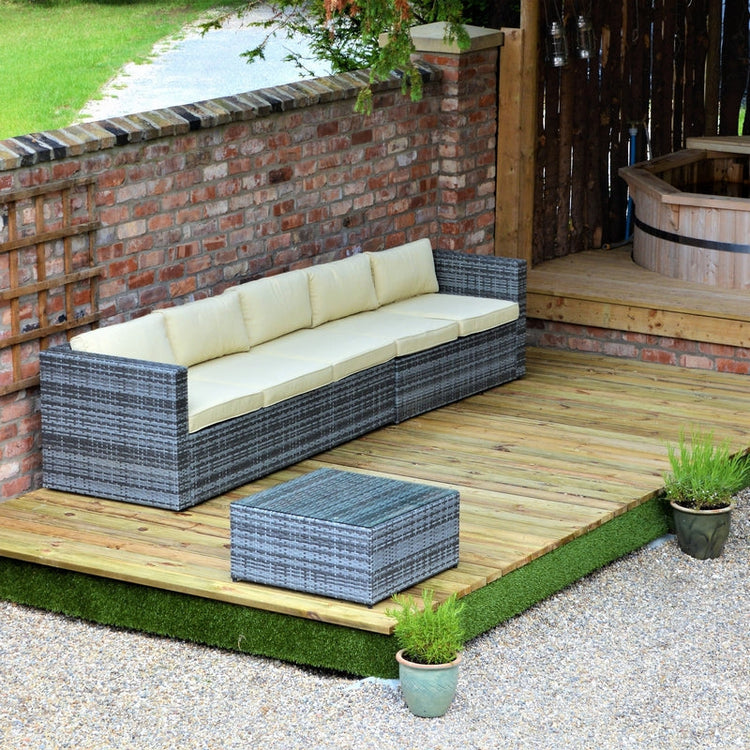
[0,26,504,500]
[527,321,750,374]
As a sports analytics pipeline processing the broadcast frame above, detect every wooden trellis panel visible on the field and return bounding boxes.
[0,177,103,396]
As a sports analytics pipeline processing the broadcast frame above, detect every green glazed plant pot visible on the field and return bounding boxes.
[670,500,733,560]
[396,649,461,718]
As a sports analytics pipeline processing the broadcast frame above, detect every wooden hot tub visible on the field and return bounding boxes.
[619,136,750,289]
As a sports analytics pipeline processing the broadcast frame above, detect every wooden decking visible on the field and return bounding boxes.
[1,347,749,636]
[528,246,750,348]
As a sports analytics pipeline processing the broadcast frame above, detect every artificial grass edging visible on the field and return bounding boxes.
[0,496,669,679]
[459,494,670,642]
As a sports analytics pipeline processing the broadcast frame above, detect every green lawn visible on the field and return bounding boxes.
[0,0,241,140]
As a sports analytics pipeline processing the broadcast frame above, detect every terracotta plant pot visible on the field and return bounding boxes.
[396,649,461,718]
[670,500,733,560]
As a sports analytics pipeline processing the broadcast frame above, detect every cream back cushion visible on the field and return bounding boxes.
[226,269,312,346]
[70,314,177,364]
[306,254,379,327]
[156,294,251,367]
[368,239,439,305]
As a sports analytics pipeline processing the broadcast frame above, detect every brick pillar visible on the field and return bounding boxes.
[412,23,504,255]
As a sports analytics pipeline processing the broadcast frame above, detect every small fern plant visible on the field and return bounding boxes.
[664,428,750,510]
[387,589,464,665]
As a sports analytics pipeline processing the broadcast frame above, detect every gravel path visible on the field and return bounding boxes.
[0,491,747,749]
[78,8,331,123]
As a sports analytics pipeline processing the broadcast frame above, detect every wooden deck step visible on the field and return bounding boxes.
[528,247,750,347]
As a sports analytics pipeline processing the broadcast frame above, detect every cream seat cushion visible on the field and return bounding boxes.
[367,239,439,305]
[189,351,333,413]
[306,254,379,327]
[156,294,251,367]
[322,310,460,356]
[254,327,396,380]
[186,378,265,433]
[225,269,312,345]
[69,313,177,364]
[385,294,519,336]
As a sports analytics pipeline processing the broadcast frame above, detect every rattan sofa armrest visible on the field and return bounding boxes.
[432,250,527,313]
[39,345,189,439]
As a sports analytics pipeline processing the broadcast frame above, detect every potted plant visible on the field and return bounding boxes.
[387,589,465,718]
[663,428,750,559]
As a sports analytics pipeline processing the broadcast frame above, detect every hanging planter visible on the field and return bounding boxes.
[548,20,569,67]
[573,0,596,59]
[545,0,596,65]
[575,15,595,58]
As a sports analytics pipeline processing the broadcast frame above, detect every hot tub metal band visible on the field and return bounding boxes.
[634,213,750,255]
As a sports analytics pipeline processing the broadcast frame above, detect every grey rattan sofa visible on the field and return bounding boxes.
[40,241,526,511]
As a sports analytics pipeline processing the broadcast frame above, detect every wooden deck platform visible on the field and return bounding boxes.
[528,246,750,348]
[1,347,748,639]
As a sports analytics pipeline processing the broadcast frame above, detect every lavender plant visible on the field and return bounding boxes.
[664,428,750,510]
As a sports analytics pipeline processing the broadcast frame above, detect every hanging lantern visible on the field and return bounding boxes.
[549,21,569,67]
[576,15,595,59]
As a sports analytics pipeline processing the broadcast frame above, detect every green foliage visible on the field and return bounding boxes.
[211,0,470,114]
[664,428,750,510]
[0,0,241,140]
[356,0,468,110]
[204,1,369,74]
[387,589,464,665]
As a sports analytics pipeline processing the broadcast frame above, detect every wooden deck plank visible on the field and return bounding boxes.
[528,247,750,347]
[0,520,398,633]
[529,247,749,319]
[1,347,748,636]
[0,506,228,568]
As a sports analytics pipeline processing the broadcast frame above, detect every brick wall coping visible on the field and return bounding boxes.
[409,22,504,53]
[0,63,441,172]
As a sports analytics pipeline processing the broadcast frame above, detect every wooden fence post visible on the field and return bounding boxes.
[495,0,539,265]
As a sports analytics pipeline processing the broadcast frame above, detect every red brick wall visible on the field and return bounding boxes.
[528,320,750,374]
[424,48,499,254]
[0,49,501,499]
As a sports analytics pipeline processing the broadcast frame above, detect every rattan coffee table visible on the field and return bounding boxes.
[229,468,459,605]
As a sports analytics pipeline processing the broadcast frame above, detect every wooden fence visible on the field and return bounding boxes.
[496,0,749,264]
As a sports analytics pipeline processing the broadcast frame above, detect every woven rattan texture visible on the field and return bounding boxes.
[394,326,519,422]
[187,364,395,505]
[40,251,526,510]
[230,468,460,605]
[40,348,190,510]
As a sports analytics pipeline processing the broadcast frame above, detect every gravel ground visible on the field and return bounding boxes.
[0,491,747,750]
